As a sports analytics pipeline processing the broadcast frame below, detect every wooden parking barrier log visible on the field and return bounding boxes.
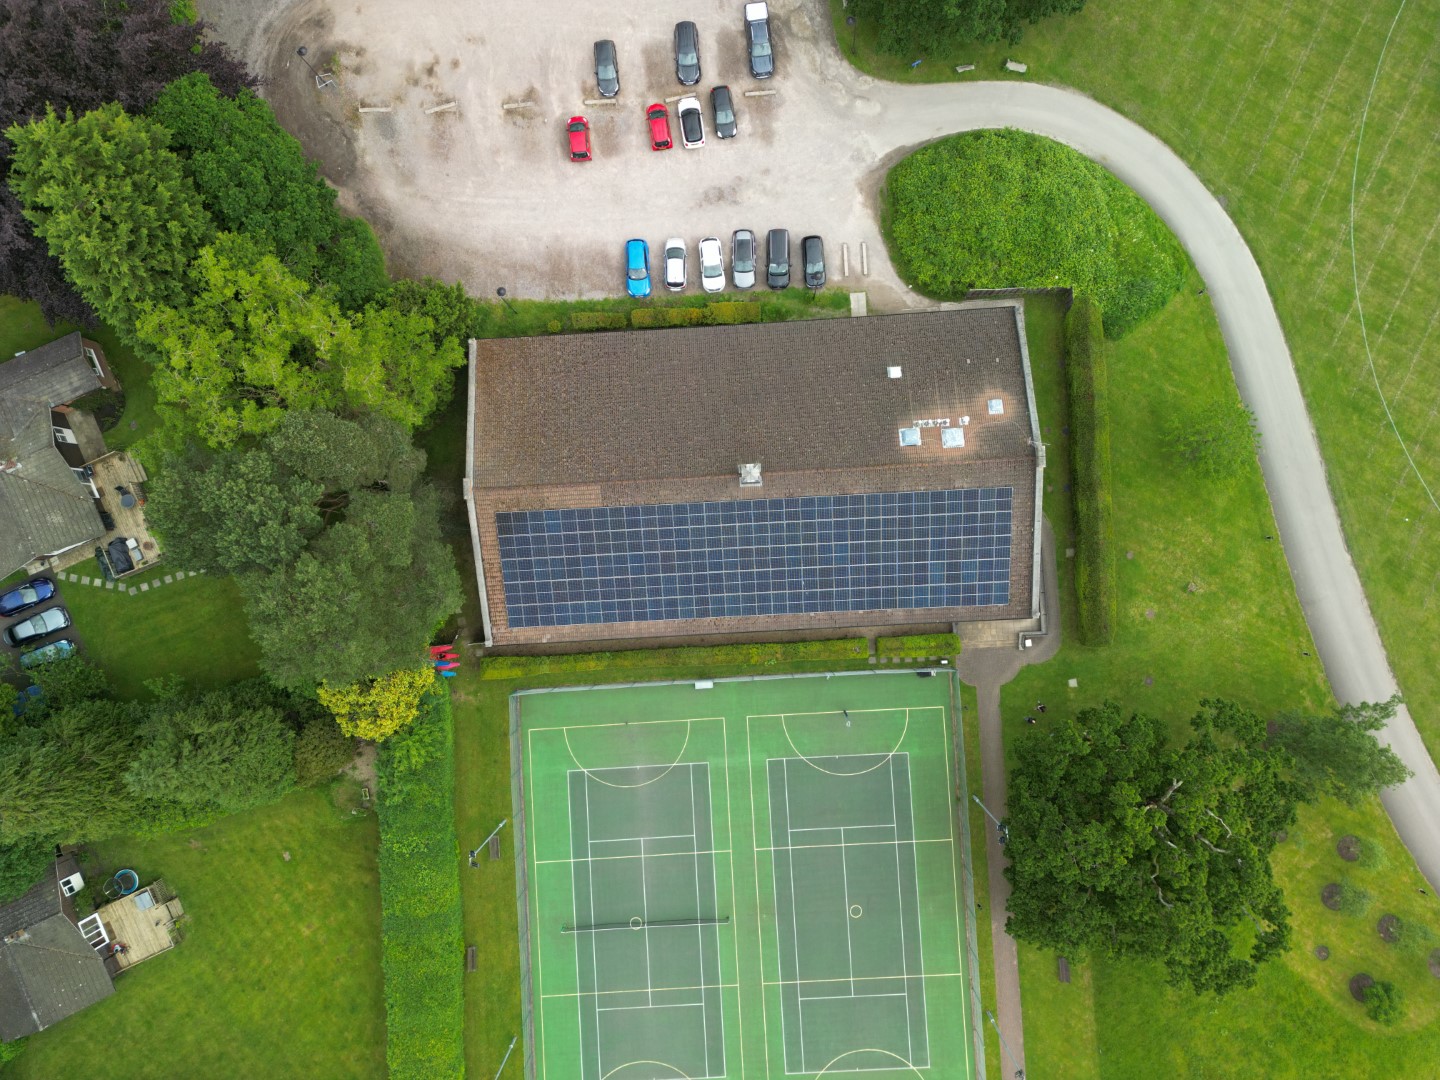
[466,945,477,972]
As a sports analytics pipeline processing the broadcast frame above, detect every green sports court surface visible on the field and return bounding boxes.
[512,672,978,1079]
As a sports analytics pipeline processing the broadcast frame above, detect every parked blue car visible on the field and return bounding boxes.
[626,238,651,298]
[0,577,56,618]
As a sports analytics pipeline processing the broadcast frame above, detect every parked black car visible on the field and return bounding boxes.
[802,234,826,289]
[745,2,774,79]
[711,86,737,139]
[593,39,620,98]
[766,228,790,289]
[674,21,701,85]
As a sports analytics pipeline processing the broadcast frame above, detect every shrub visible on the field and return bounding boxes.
[883,129,1187,337]
[377,687,463,1080]
[630,306,706,328]
[1335,883,1373,917]
[568,310,630,331]
[1355,837,1389,870]
[1166,400,1260,484]
[478,637,867,679]
[876,633,962,658]
[704,301,763,325]
[1388,915,1436,955]
[1362,980,1404,1025]
[318,667,436,742]
[293,717,358,786]
[1065,295,1116,645]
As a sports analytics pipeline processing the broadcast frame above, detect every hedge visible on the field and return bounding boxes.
[478,637,868,680]
[883,129,1187,338]
[1065,295,1117,645]
[876,633,962,658]
[376,686,464,1080]
[704,301,762,325]
[630,306,706,328]
[568,310,629,331]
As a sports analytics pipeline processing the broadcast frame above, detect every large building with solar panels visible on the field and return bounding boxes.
[463,302,1044,647]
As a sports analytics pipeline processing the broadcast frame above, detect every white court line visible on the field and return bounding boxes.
[798,991,910,1004]
[763,972,965,986]
[640,835,654,1007]
[584,776,605,1080]
[888,747,915,1066]
[529,727,552,1080]
[703,764,728,1078]
[903,734,933,1068]
[529,715,727,734]
[939,705,974,1080]
[691,764,709,1079]
[588,831,698,844]
[839,825,857,995]
[787,822,897,834]
[598,1001,706,1014]
[783,758,807,1072]
[537,848,731,866]
[542,981,741,1000]
[757,838,953,854]
[747,719,774,1080]
[722,715,747,1080]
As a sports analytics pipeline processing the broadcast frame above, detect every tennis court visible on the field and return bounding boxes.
[513,673,978,1079]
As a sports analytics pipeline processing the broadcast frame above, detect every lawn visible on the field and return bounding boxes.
[55,567,261,698]
[6,786,387,1080]
[995,280,1440,1076]
[832,0,1440,763]
[0,295,158,451]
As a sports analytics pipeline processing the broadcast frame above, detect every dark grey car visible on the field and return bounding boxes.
[593,40,620,98]
[802,235,826,289]
[766,228,789,290]
[674,21,701,86]
[711,86,737,139]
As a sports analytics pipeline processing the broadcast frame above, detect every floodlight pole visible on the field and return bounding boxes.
[296,46,319,77]
[986,1010,1025,1079]
[492,1035,518,1080]
[496,286,517,314]
[971,794,1002,829]
[468,819,508,867]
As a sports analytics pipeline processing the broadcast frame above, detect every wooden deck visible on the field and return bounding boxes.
[98,883,182,972]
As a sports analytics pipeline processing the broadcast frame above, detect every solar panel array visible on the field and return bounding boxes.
[495,488,1012,629]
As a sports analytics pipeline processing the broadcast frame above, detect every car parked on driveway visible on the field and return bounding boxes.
[4,606,70,647]
[699,237,725,293]
[626,238,652,298]
[567,116,592,162]
[20,638,76,668]
[711,86,737,139]
[802,234,826,288]
[646,102,673,150]
[674,21,701,85]
[766,228,790,289]
[593,40,620,98]
[677,96,705,149]
[0,577,56,618]
[732,229,757,289]
[745,3,774,79]
[664,237,688,290]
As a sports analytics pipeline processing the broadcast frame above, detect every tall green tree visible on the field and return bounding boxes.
[148,72,387,309]
[124,682,296,813]
[0,0,252,325]
[0,835,56,904]
[6,103,213,337]
[136,233,460,446]
[1005,699,1300,995]
[1269,697,1412,806]
[850,0,1086,50]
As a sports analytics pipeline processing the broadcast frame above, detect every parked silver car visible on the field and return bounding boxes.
[4,605,71,647]
[731,229,757,289]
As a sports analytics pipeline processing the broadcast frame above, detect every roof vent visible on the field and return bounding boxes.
[942,427,965,449]
[738,462,762,486]
[988,398,1005,415]
[898,426,922,447]
[887,365,903,379]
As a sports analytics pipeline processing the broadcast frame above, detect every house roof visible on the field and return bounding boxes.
[0,333,106,577]
[469,304,1044,645]
[0,859,114,1042]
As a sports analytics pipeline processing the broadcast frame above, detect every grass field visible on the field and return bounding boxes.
[832,0,1440,763]
[996,282,1440,1075]
[5,786,386,1080]
[513,674,976,1080]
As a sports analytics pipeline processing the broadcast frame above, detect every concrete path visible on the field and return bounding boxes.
[956,519,1063,1080]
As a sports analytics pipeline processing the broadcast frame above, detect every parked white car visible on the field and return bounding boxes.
[677,96,705,149]
[699,237,725,293]
[664,237,688,290]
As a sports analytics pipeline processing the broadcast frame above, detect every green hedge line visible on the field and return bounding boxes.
[568,311,629,331]
[478,638,868,680]
[876,633,962,658]
[376,686,464,1080]
[630,306,706,328]
[704,301,762,325]
[1065,295,1117,645]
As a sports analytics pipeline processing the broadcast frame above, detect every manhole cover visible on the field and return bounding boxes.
[1321,883,1343,911]
[1349,973,1374,1002]
[1337,835,1361,862]
[1314,945,1330,961]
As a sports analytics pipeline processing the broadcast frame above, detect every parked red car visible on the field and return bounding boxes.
[646,103,673,151]
[567,116,592,162]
